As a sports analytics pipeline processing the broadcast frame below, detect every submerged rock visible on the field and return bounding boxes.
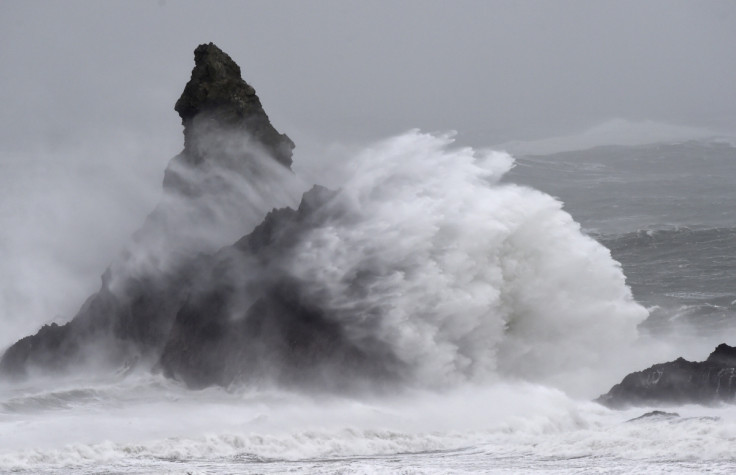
[598,344,736,408]
[626,410,680,422]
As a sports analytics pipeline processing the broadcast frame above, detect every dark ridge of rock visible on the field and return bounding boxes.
[0,256,203,379]
[157,185,402,391]
[597,344,736,408]
[0,43,294,380]
[706,343,736,367]
[0,323,76,374]
[234,185,336,254]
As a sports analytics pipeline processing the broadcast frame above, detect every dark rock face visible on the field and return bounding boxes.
[598,344,736,408]
[174,42,293,169]
[0,44,296,381]
[163,43,294,197]
[0,252,203,378]
[158,185,403,391]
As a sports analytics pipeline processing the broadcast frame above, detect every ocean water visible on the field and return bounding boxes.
[507,140,736,359]
[1,133,736,473]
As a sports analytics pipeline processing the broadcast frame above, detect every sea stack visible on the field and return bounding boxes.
[0,43,296,379]
[174,42,294,169]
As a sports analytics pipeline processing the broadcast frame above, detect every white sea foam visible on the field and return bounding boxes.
[280,131,648,394]
[2,378,736,474]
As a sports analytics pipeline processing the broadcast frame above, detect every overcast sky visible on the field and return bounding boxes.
[1,0,735,157]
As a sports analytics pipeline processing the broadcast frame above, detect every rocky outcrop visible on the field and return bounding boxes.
[0,43,295,380]
[0,181,400,389]
[597,344,736,408]
[0,43,401,391]
[157,185,401,390]
[0,263,199,377]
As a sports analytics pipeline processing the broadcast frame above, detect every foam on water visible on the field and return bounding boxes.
[2,375,736,473]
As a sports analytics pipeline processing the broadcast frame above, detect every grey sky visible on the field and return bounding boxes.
[1,0,734,156]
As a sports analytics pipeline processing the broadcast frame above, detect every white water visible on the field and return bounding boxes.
[2,373,736,473]
[280,131,648,395]
[0,131,731,473]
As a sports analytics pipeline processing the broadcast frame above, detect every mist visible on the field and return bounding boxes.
[0,132,175,347]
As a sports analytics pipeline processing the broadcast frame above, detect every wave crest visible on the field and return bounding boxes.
[275,131,647,391]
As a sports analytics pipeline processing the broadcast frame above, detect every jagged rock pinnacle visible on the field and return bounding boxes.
[174,43,294,168]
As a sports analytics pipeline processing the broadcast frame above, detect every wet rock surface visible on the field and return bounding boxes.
[173,42,293,170]
[598,344,736,408]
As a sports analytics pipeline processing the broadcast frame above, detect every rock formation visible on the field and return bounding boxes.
[174,43,294,169]
[0,43,299,381]
[1,43,403,392]
[164,43,294,196]
[157,185,402,390]
[598,343,736,408]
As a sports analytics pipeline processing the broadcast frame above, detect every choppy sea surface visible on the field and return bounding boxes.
[509,140,736,357]
[2,137,736,473]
